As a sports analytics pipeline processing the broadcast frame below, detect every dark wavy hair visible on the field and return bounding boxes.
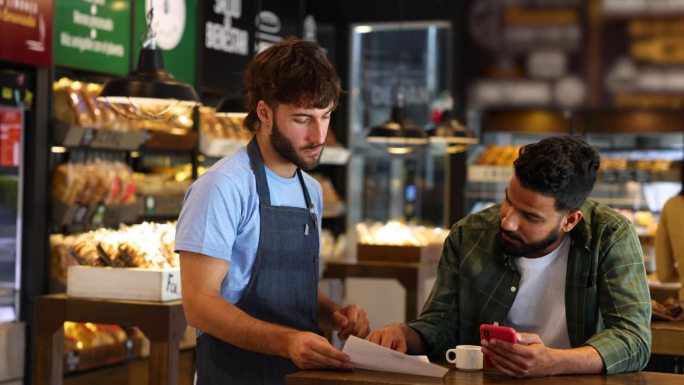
[243,37,341,133]
[514,135,600,212]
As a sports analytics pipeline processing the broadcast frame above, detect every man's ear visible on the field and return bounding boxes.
[562,209,583,233]
[256,100,272,125]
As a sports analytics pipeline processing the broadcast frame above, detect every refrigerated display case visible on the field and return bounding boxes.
[0,104,25,385]
[346,21,453,238]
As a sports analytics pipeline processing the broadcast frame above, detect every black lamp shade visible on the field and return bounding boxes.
[216,95,246,115]
[428,110,478,145]
[367,105,429,145]
[99,48,200,105]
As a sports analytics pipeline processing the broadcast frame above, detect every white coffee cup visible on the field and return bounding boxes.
[445,345,483,371]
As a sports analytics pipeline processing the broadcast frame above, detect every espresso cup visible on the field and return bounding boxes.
[445,345,483,371]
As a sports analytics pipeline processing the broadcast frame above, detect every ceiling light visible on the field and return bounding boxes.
[367,103,429,154]
[428,110,478,154]
[98,8,200,120]
[216,95,246,116]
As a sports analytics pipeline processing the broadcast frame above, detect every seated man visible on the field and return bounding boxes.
[368,135,651,377]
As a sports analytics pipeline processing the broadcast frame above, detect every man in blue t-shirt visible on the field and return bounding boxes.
[176,37,370,385]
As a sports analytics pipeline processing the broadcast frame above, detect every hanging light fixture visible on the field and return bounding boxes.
[428,109,478,154]
[367,93,429,154]
[98,7,200,120]
[364,0,429,155]
[215,95,246,116]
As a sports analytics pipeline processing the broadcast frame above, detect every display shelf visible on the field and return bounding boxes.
[199,135,247,158]
[142,130,198,152]
[138,193,184,219]
[319,146,350,165]
[63,340,137,374]
[466,166,680,184]
[52,200,142,228]
[53,121,198,153]
[53,123,145,150]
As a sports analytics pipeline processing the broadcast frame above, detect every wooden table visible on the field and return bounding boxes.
[324,260,437,322]
[286,368,683,384]
[34,294,187,385]
[651,321,684,356]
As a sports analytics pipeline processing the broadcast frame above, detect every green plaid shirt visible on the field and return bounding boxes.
[409,200,652,374]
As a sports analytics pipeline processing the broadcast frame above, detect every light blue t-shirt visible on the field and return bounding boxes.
[175,147,323,304]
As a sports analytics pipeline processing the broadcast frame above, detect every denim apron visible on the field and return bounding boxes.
[195,138,320,385]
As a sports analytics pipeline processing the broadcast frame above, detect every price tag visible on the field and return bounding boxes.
[81,128,95,146]
[91,204,106,225]
[73,205,89,223]
[145,196,156,215]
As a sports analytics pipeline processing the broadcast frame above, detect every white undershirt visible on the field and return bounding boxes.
[505,235,572,348]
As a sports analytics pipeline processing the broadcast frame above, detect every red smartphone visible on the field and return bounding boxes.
[479,324,518,367]
[480,324,518,344]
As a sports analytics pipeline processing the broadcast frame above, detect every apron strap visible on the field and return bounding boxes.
[247,137,272,207]
[296,169,317,229]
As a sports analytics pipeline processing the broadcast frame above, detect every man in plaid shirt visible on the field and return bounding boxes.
[368,135,651,376]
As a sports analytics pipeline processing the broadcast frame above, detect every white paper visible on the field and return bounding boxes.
[342,335,449,378]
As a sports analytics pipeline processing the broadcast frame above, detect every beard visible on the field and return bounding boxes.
[500,225,560,258]
[270,120,324,171]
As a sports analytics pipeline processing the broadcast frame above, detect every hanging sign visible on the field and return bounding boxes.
[133,0,197,85]
[199,0,255,95]
[54,0,130,75]
[0,0,53,67]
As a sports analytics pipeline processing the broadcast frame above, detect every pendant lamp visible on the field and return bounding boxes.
[98,8,200,120]
[366,94,429,155]
[428,110,478,154]
[216,95,246,116]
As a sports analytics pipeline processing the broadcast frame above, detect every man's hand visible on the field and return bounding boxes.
[481,332,559,377]
[367,323,409,352]
[332,305,370,340]
[285,331,354,370]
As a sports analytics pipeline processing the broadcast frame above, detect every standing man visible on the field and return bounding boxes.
[177,37,370,385]
[369,136,652,377]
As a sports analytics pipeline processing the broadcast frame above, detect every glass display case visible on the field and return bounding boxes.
[346,20,452,254]
[0,105,22,323]
[0,103,25,384]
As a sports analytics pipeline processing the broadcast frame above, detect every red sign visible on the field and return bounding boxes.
[0,106,22,167]
[0,0,53,67]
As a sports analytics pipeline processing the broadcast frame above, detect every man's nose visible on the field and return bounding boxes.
[308,120,327,143]
[500,209,518,232]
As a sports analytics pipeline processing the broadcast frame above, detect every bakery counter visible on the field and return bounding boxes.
[34,294,186,385]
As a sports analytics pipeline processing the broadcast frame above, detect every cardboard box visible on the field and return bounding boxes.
[67,266,181,302]
[357,243,442,264]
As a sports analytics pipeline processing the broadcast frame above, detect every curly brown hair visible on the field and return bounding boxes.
[243,37,341,133]
[514,135,601,211]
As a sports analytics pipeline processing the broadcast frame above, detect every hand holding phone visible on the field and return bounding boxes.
[480,324,518,367]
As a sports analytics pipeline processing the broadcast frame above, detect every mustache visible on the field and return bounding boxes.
[501,229,523,242]
[304,143,324,150]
